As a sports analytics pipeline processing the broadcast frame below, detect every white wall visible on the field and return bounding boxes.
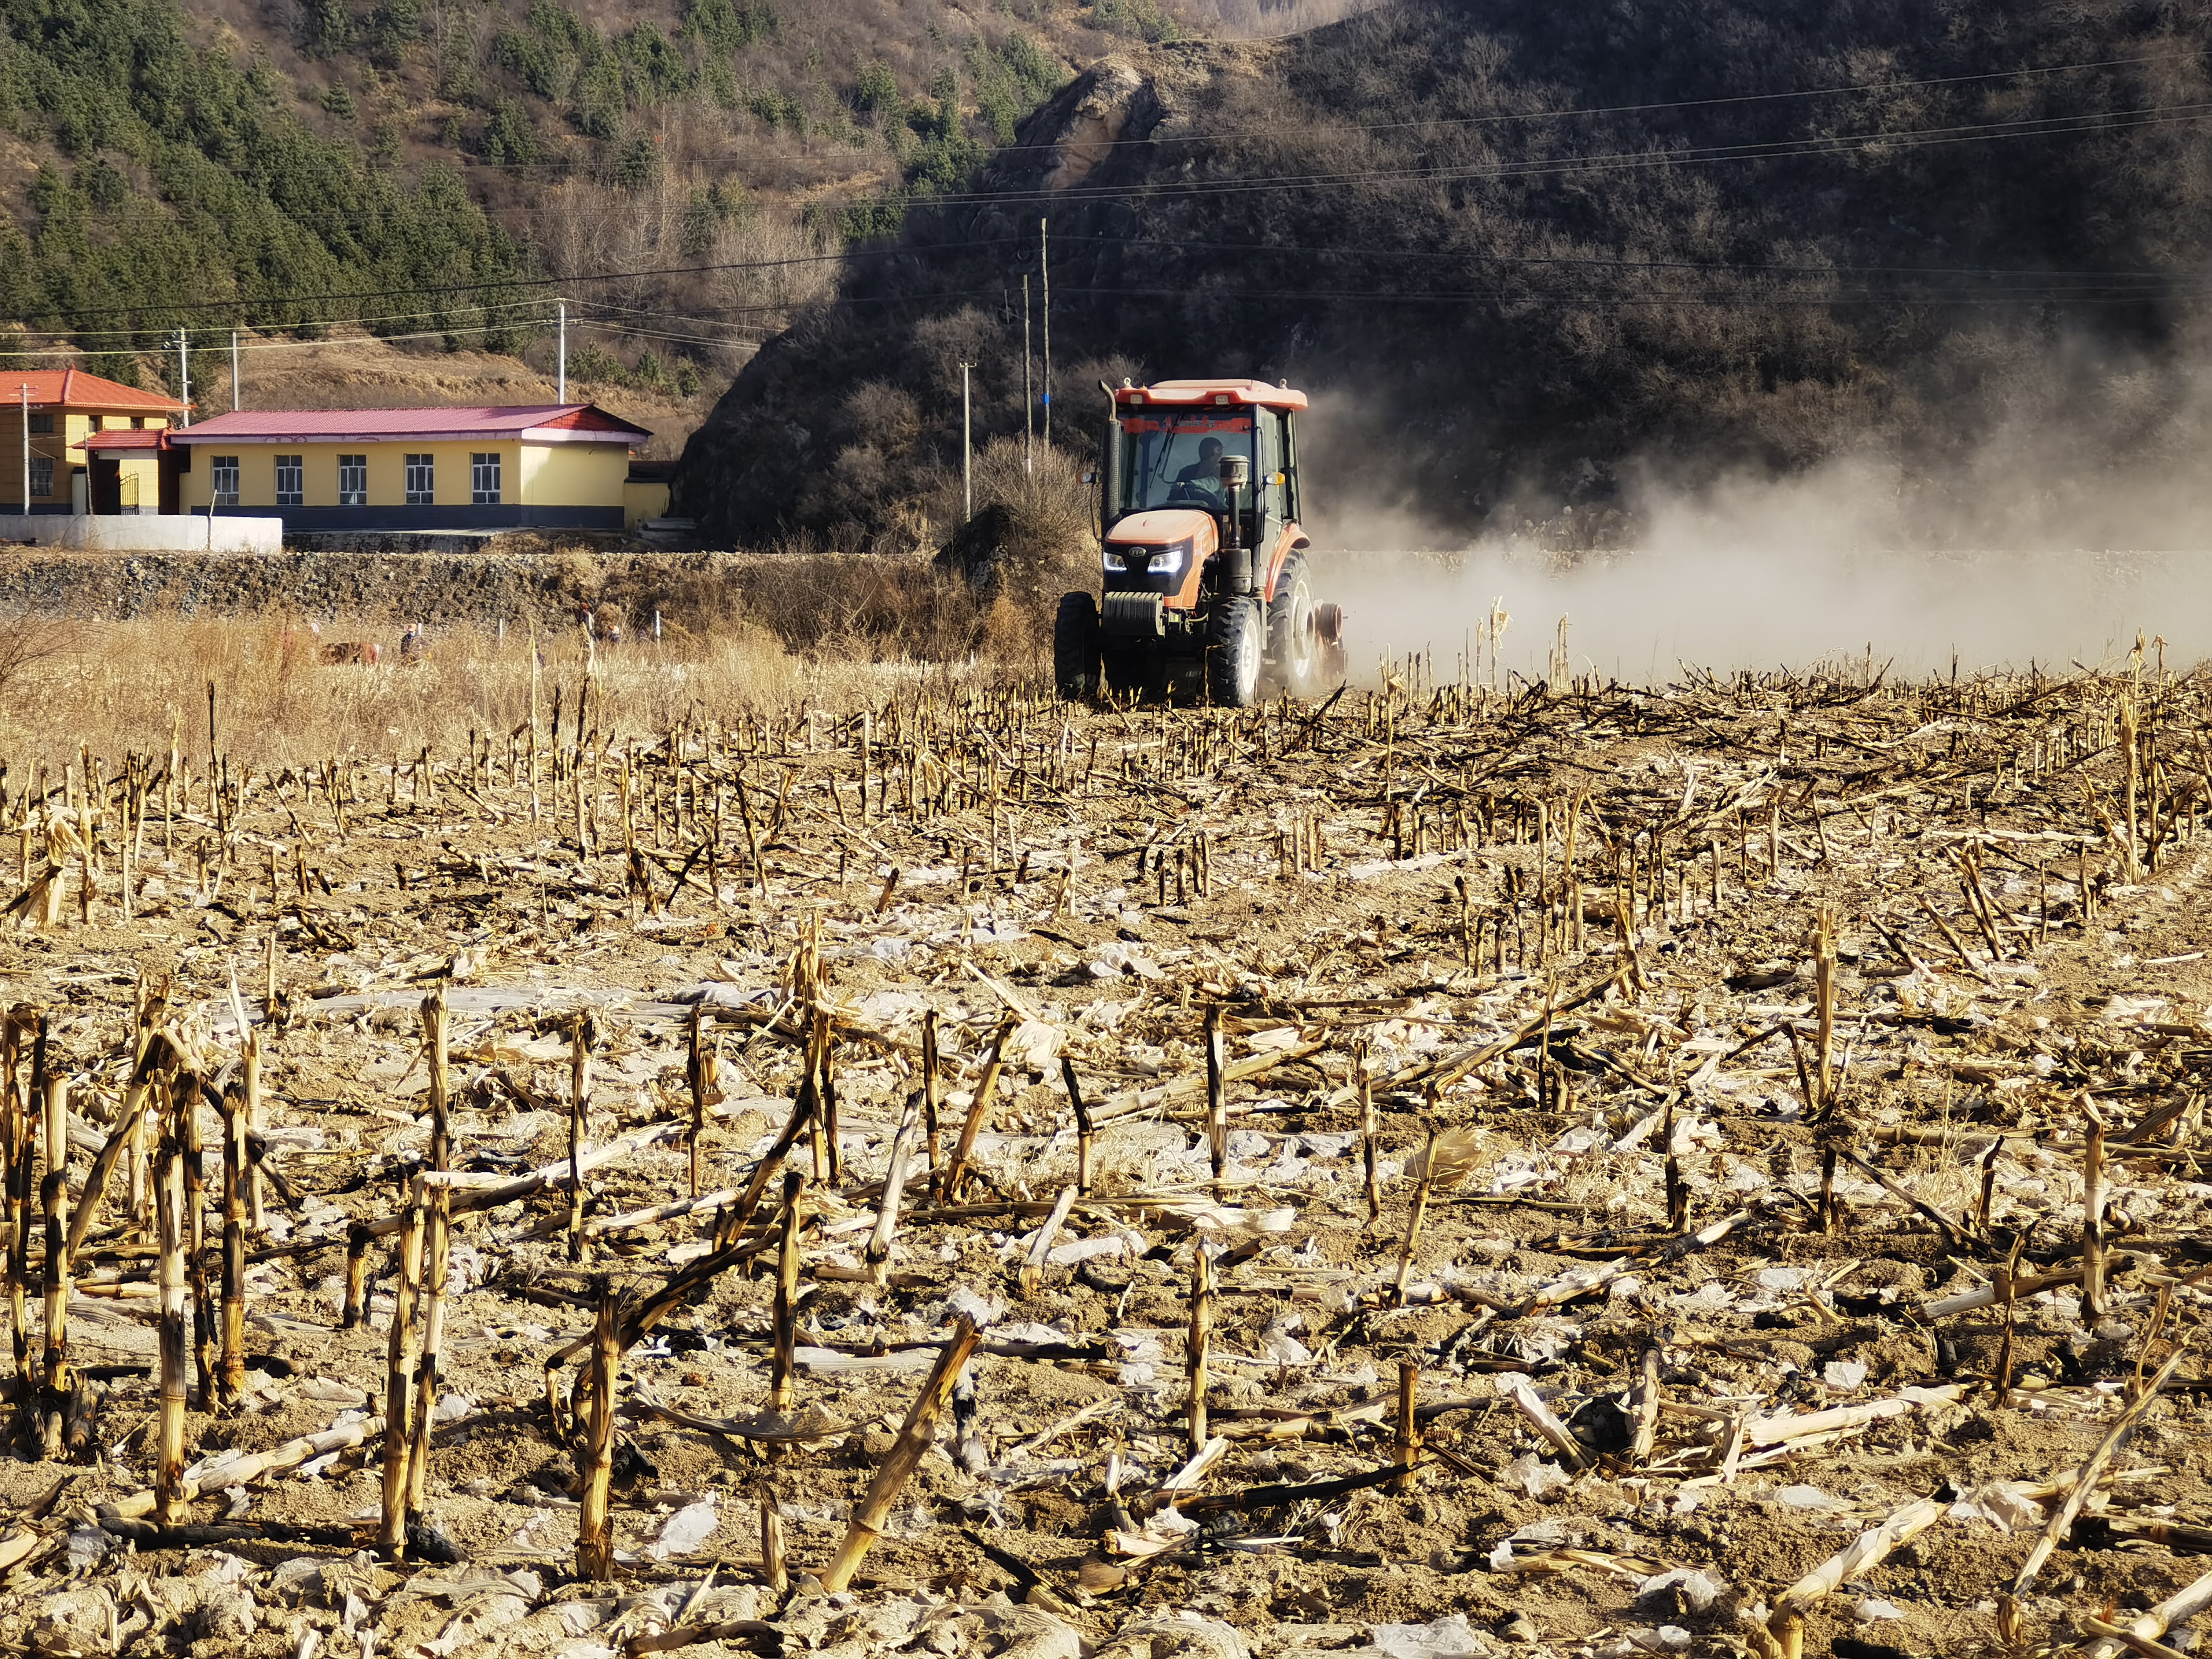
[14,514,282,554]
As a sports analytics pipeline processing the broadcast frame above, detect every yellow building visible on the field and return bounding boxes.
[164,404,653,531]
[1,367,186,514]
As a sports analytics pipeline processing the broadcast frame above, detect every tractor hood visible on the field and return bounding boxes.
[1106,509,1219,552]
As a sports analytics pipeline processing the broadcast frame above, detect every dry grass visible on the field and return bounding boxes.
[0,605,1030,776]
[0,547,1075,772]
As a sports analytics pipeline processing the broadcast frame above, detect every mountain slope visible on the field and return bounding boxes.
[0,0,1247,417]
[676,0,2212,550]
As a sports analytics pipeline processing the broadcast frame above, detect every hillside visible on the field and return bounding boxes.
[677,0,2212,552]
[0,0,1344,438]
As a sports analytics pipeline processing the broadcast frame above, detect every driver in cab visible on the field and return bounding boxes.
[1172,437,1226,503]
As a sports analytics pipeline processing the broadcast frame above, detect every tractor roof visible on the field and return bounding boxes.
[1123,379,1309,412]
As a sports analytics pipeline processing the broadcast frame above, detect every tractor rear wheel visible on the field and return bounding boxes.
[1206,596,1263,707]
[1054,591,1101,701]
[1262,549,1323,697]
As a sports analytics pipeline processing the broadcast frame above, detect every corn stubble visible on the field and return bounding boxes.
[0,625,2204,1659]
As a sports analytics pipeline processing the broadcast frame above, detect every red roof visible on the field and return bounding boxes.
[168,404,651,444]
[0,368,186,414]
[534,406,653,434]
[83,429,167,451]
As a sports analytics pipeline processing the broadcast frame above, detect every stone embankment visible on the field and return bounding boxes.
[0,539,747,630]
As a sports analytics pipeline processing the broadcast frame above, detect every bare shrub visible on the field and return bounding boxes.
[911,308,1006,390]
[0,615,63,711]
[709,551,994,664]
[939,436,1097,594]
[1062,354,1151,406]
[845,382,923,450]
[1166,0,1387,35]
[706,211,841,317]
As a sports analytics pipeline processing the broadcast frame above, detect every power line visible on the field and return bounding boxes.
[1047,283,2209,310]
[902,96,2212,208]
[417,45,2206,161]
[1082,237,2194,286]
[3,296,563,347]
[1038,47,2202,150]
[13,59,2199,329]
[0,239,1024,328]
[5,65,2204,344]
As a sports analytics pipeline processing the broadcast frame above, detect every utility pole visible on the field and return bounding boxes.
[18,383,28,515]
[557,300,568,403]
[231,330,239,412]
[960,361,974,524]
[176,328,190,425]
[1021,274,1033,476]
[1039,217,1051,451]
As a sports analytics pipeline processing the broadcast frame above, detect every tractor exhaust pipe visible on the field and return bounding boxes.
[1219,454,1252,596]
[1099,381,1121,535]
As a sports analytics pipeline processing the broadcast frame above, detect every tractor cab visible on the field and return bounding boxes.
[1055,379,1343,706]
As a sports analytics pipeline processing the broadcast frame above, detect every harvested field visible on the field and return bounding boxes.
[0,640,2208,1659]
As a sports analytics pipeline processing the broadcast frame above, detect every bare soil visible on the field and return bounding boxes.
[0,659,2206,1659]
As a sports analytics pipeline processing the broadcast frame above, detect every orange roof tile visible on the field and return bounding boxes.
[0,367,187,414]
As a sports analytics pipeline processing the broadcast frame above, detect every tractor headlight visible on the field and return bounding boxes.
[1155,538,1191,576]
[1103,547,1129,571]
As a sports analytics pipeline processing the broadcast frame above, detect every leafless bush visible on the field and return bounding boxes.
[911,308,1007,392]
[0,615,63,709]
[707,212,841,318]
[715,552,1027,666]
[1166,0,1387,36]
[846,382,923,450]
[939,436,1098,601]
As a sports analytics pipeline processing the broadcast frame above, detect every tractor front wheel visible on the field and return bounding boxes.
[1054,591,1101,701]
[1206,596,1263,707]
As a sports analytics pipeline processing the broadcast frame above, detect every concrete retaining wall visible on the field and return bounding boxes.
[7,514,284,554]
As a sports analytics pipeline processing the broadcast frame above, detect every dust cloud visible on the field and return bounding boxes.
[1307,454,2212,685]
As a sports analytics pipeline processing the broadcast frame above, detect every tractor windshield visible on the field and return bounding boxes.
[1115,408,1255,518]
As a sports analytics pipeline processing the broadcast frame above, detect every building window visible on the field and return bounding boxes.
[404,453,434,505]
[338,454,367,507]
[275,455,304,507]
[88,416,104,434]
[26,414,52,435]
[130,416,145,430]
[211,456,240,507]
[471,452,501,504]
[28,457,52,497]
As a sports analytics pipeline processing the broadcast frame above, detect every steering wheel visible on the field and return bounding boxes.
[1166,479,1222,509]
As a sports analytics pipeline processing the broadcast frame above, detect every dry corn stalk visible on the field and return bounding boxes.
[576,1279,621,1581]
[2014,1347,2186,1596]
[36,1069,69,1458]
[152,1087,187,1524]
[2082,1563,2212,1659]
[378,1192,425,1557]
[1749,1497,1944,1659]
[817,1316,980,1593]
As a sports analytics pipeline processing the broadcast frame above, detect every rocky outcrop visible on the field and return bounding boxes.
[986,59,1158,196]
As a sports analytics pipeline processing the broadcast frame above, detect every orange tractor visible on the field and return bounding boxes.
[1055,378,1345,705]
